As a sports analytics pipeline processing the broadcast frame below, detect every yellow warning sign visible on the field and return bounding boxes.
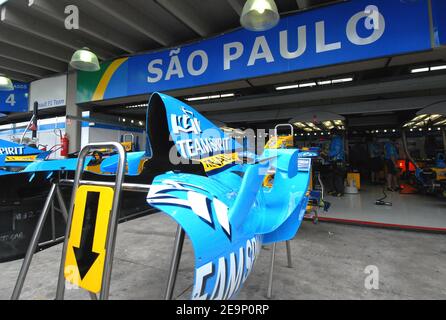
[64,185,114,294]
[200,153,239,172]
[5,155,39,162]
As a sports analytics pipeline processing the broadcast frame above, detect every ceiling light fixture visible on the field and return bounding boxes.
[411,67,429,73]
[70,47,100,72]
[186,93,235,102]
[240,0,280,32]
[331,77,354,84]
[0,74,14,91]
[430,65,446,71]
[299,82,317,88]
[276,84,299,91]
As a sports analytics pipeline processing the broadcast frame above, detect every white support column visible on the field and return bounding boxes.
[65,70,81,154]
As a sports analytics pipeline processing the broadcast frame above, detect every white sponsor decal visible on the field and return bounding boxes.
[0,146,25,156]
[171,107,233,158]
[146,180,232,239]
[192,236,262,300]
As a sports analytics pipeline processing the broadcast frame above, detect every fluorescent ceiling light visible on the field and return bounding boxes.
[220,93,235,98]
[431,65,446,71]
[429,114,442,121]
[299,82,317,88]
[413,114,427,122]
[276,84,299,91]
[318,80,332,85]
[186,93,235,102]
[294,122,306,128]
[334,120,344,126]
[332,77,353,84]
[411,67,429,73]
[414,121,426,127]
[277,77,354,91]
[186,96,209,102]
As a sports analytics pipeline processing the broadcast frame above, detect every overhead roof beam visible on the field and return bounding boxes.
[85,0,175,47]
[227,0,244,15]
[155,0,214,37]
[0,57,51,78]
[0,67,36,83]
[1,3,112,60]
[0,25,72,63]
[296,0,311,9]
[0,44,67,73]
[28,0,139,53]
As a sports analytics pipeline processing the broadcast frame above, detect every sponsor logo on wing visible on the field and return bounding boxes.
[171,107,202,135]
[147,180,232,240]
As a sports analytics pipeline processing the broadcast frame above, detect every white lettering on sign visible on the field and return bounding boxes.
[247,36,275,66]
[5,94,16,107]
[280,26,307,59]
[192,236,262,300]
[224,42,244,71]
[187,50,208,76]
[0,147,25,155]
[316,21,342,53]
[148,49,210,83]
[146,6,386,84]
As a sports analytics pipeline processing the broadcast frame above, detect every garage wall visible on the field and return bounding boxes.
[81,124,146,152]
[0,116,146,159]
[0,117,66,159]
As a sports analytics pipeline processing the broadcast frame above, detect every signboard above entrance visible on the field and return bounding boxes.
[77,0,433,104]
[29,75,67,110]
[0,82,29,113]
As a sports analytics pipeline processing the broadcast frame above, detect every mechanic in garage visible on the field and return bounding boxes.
[326,130,346,197]
[384,138,400,192]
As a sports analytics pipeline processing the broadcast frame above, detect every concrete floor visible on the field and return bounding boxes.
[1,213,445,300]
[315,184,446,231]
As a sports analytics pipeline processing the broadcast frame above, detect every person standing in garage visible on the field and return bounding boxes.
[368,137,383,184]
[327,130,346,197]
[384,138,399,192]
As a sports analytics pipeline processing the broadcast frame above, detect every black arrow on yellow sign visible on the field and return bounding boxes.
[73,191,100,280]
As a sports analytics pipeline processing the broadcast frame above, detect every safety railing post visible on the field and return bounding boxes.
[55,142,126,300]
[11,183,57,300]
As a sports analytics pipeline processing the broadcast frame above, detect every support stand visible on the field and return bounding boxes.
[267,240,293,299]
[164,226,185,300]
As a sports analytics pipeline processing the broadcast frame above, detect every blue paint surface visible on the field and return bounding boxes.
[0,82,29,113]
[432,0,446,46]
[95,0,432,102]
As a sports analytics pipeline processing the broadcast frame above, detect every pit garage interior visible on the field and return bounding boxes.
[0,0,445,300]
[86,50,446,233]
